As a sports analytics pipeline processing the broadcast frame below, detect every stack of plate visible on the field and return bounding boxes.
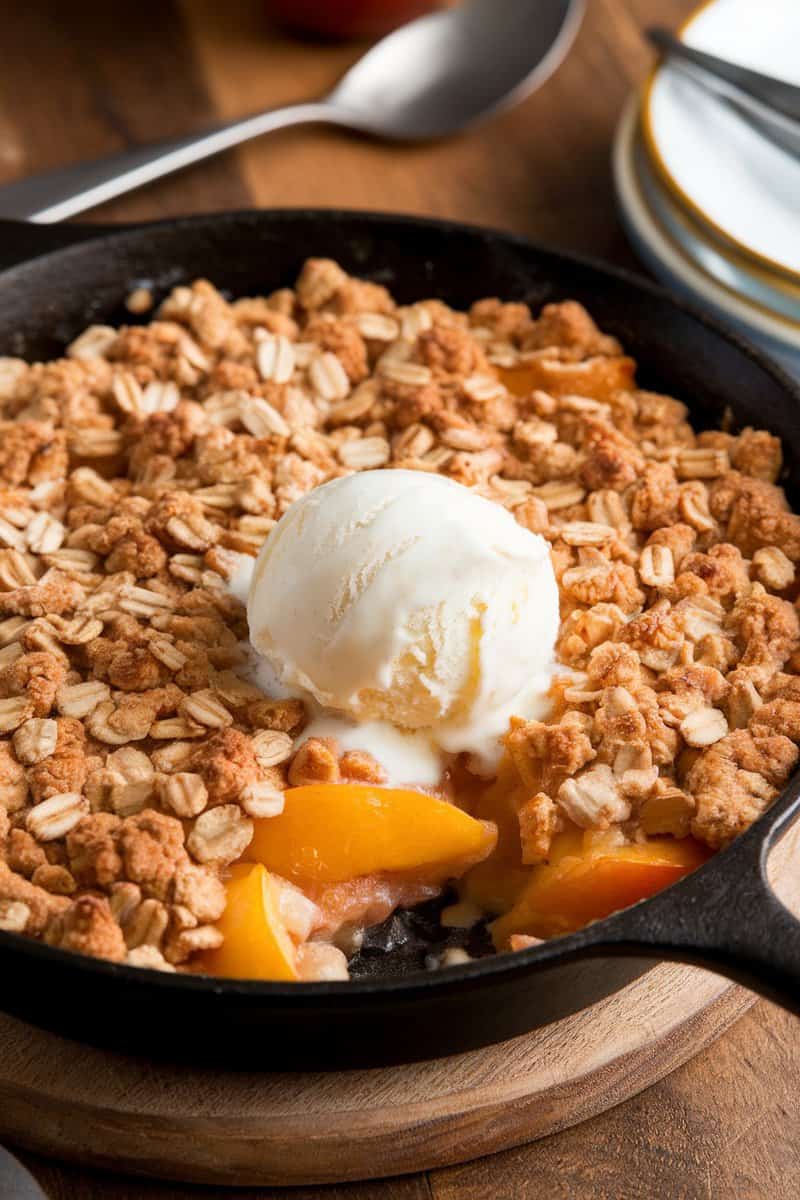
[613,0,800,376]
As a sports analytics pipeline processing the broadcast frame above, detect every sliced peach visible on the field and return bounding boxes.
[459,763,538,914]
[491,836,711,946]
[461,855,530,916]
[202,863,299,981]
[498,356,636,401]
[246,784,497,885]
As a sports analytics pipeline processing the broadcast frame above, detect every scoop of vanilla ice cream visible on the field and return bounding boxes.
[247,469,559,768]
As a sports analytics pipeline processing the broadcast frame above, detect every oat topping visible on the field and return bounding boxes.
[0,259,799,976]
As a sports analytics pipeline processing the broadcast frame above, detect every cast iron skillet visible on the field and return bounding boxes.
[0,209,799,1069]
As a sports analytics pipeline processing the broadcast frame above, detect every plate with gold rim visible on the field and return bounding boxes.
[635,118,800,326]
[613,97,800,377]
[641,0,800,284]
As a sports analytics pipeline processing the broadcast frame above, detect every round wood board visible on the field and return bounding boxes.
[0,965,753,1187]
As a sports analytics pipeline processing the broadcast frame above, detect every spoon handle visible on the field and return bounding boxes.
[0,101,336,224]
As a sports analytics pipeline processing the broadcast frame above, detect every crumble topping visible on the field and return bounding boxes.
[0,257,799,974]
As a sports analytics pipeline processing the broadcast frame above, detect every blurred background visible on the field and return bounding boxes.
[0,0,681,259]
[7,2,798,367]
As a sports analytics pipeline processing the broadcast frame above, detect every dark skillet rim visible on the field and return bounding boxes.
[0,206,798,1000]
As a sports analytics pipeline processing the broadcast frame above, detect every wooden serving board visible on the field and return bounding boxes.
[0,966,753,1188]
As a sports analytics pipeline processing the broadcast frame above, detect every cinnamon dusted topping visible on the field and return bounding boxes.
[518,792,560,865]
[339,749,387,785]
[0,260,797,977]
[288,737,340,786]
[45,894,126,962]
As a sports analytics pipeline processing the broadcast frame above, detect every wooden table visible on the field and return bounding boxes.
[2,0,798,1195]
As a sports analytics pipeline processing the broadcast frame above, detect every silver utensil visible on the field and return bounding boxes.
[0,0,584,224]
[647,27,800,161]
[648,27,800,121]
[0,1146,48,1199]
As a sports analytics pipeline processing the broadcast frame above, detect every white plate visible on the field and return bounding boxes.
[636,135,800,325]
[613,97,800,378]
[643,0,800,281]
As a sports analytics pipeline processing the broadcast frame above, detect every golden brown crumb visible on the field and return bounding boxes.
[6,829,47,877]
[0,422,68,486]
[630,463,680,531]
[505,718,595,795]
[119,809,188,901]
[304,314,369,384]
[245,697,306,734]
[0,861,69,934]
[518,792,559,865]
[67,813,123,887]
[521,300,622,359]
[190,728,259,804]
[45,894,126,962]
[0,651,67,715]
[731,427,782,482]
[580,431,640,493]
[339,749,387,785]
[712,472,800,560]
[288,737,340,786]
[674,543,750,606]
[688,730,798,847]
[171,863,226,923]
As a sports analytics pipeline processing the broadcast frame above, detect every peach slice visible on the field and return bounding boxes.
[202,863,299,981]
[459,763,533,914]
[491,836,711,946]
[498,356,636,402]
[246,784,497,885]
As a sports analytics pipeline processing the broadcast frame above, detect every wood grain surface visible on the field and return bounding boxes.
[2,0,798,1196]
[0,968,755,1187]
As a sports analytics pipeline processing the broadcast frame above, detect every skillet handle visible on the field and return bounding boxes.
[0,219,107,272]
[588,800,800,1014]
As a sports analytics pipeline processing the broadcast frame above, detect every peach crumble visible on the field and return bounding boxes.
[0,257,798,981]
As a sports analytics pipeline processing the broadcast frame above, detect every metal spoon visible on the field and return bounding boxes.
[0,1146,48,1199]
[0,0,584,225]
